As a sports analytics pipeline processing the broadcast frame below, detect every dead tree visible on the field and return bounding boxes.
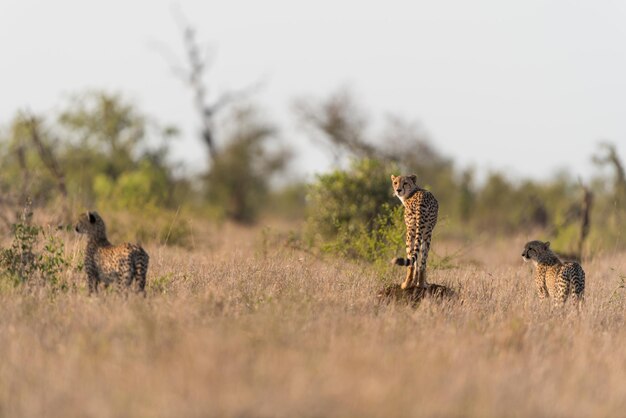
[181,25,218,161]
[528,195,549,229]
[551,182,594,262]
[593,142,626,201]
[577,185,593,260]
[26,116,68,199]
[26,115,71,223]
[294,89,448,172]
[152,9,256,164]
[15,138,29,205]
[293,90,376,164]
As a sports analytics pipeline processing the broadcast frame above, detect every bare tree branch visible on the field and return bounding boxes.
[578,182,593,260]
[146,40,189,83]
[293,90,375,164]
[153,7,258,164]
[24,114,71,222]
[593,141,626,197]
[294,89,451,173]
[26,115,68,199]
[15,138,30,205]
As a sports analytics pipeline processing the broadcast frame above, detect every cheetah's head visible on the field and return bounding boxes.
[75,211,106,236]
[522,240,550,263]
[391,174,418,201]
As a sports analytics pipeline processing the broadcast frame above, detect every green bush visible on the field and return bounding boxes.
[93,160,171,210]
[0,216,69,289]
[307,159,397,238]
[319,203,405,265]
[306,158,404,264]
[0,92,183,212]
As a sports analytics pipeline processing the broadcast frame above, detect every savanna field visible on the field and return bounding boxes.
[4,2,626,416]
[1,215,626,418]
[1,66,625,418]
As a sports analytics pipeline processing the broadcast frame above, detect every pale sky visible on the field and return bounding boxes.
[1,0,625,181]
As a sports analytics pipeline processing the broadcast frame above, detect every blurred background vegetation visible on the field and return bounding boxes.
[0,86,624,267]
[0,21,624,275]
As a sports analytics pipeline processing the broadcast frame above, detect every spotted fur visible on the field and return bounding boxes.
[522,240,585,307]
[75,211,149,295]
[390,174,439,289]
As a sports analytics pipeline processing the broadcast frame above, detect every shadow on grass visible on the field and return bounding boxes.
[377,283,455,307]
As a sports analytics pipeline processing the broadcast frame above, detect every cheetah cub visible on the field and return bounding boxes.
[390,174,439,289]
[522,240,585,307]
[75,211,149,295]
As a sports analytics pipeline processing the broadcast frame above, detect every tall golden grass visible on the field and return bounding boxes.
[0,221,625,417]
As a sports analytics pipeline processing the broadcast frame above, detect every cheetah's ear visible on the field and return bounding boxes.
[408,174,417,183]
[88,211,97,224]
[390,175,397,181]
[544,241,550,249]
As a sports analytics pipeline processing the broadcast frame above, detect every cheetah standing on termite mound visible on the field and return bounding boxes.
[522,240,585,307]
[390,174,439,289]
[75,211,149,295]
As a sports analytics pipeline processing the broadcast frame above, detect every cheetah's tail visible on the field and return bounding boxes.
[391,256,416,267]
[135,248,149,294]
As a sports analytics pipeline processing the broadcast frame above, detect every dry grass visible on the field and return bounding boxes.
[1,222,626,418]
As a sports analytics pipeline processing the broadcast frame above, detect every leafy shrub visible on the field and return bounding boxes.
[307,159,397,238]
[306,158,404,264]
[0,212,69,289]
[93,161,171,210]
[319,203,405,265]
[0,92,182,212]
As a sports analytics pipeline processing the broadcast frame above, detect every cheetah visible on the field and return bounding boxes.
[75,211,149,295]
[390,174,439,289]
[522,240,585,307]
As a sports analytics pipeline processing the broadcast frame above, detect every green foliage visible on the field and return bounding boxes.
[0,91,184,213]
[93,161,171,210]
[58,92,181,209]
[39,234,70,289]
[0,221,40,283]
[320,203,405,265]
[307,158,398,239]
[59,92,143,176]
[306,158,403,263]
[0,115,59,203]
[0,218,69,289]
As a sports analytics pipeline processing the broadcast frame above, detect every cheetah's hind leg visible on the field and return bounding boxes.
[401,262,415,290]
[391,255,415,290]
[134,248,149,295]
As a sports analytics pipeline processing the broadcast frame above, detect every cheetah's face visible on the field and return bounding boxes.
[391,174,418,200]
[522,240,550,262]
[75,211,105,236]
